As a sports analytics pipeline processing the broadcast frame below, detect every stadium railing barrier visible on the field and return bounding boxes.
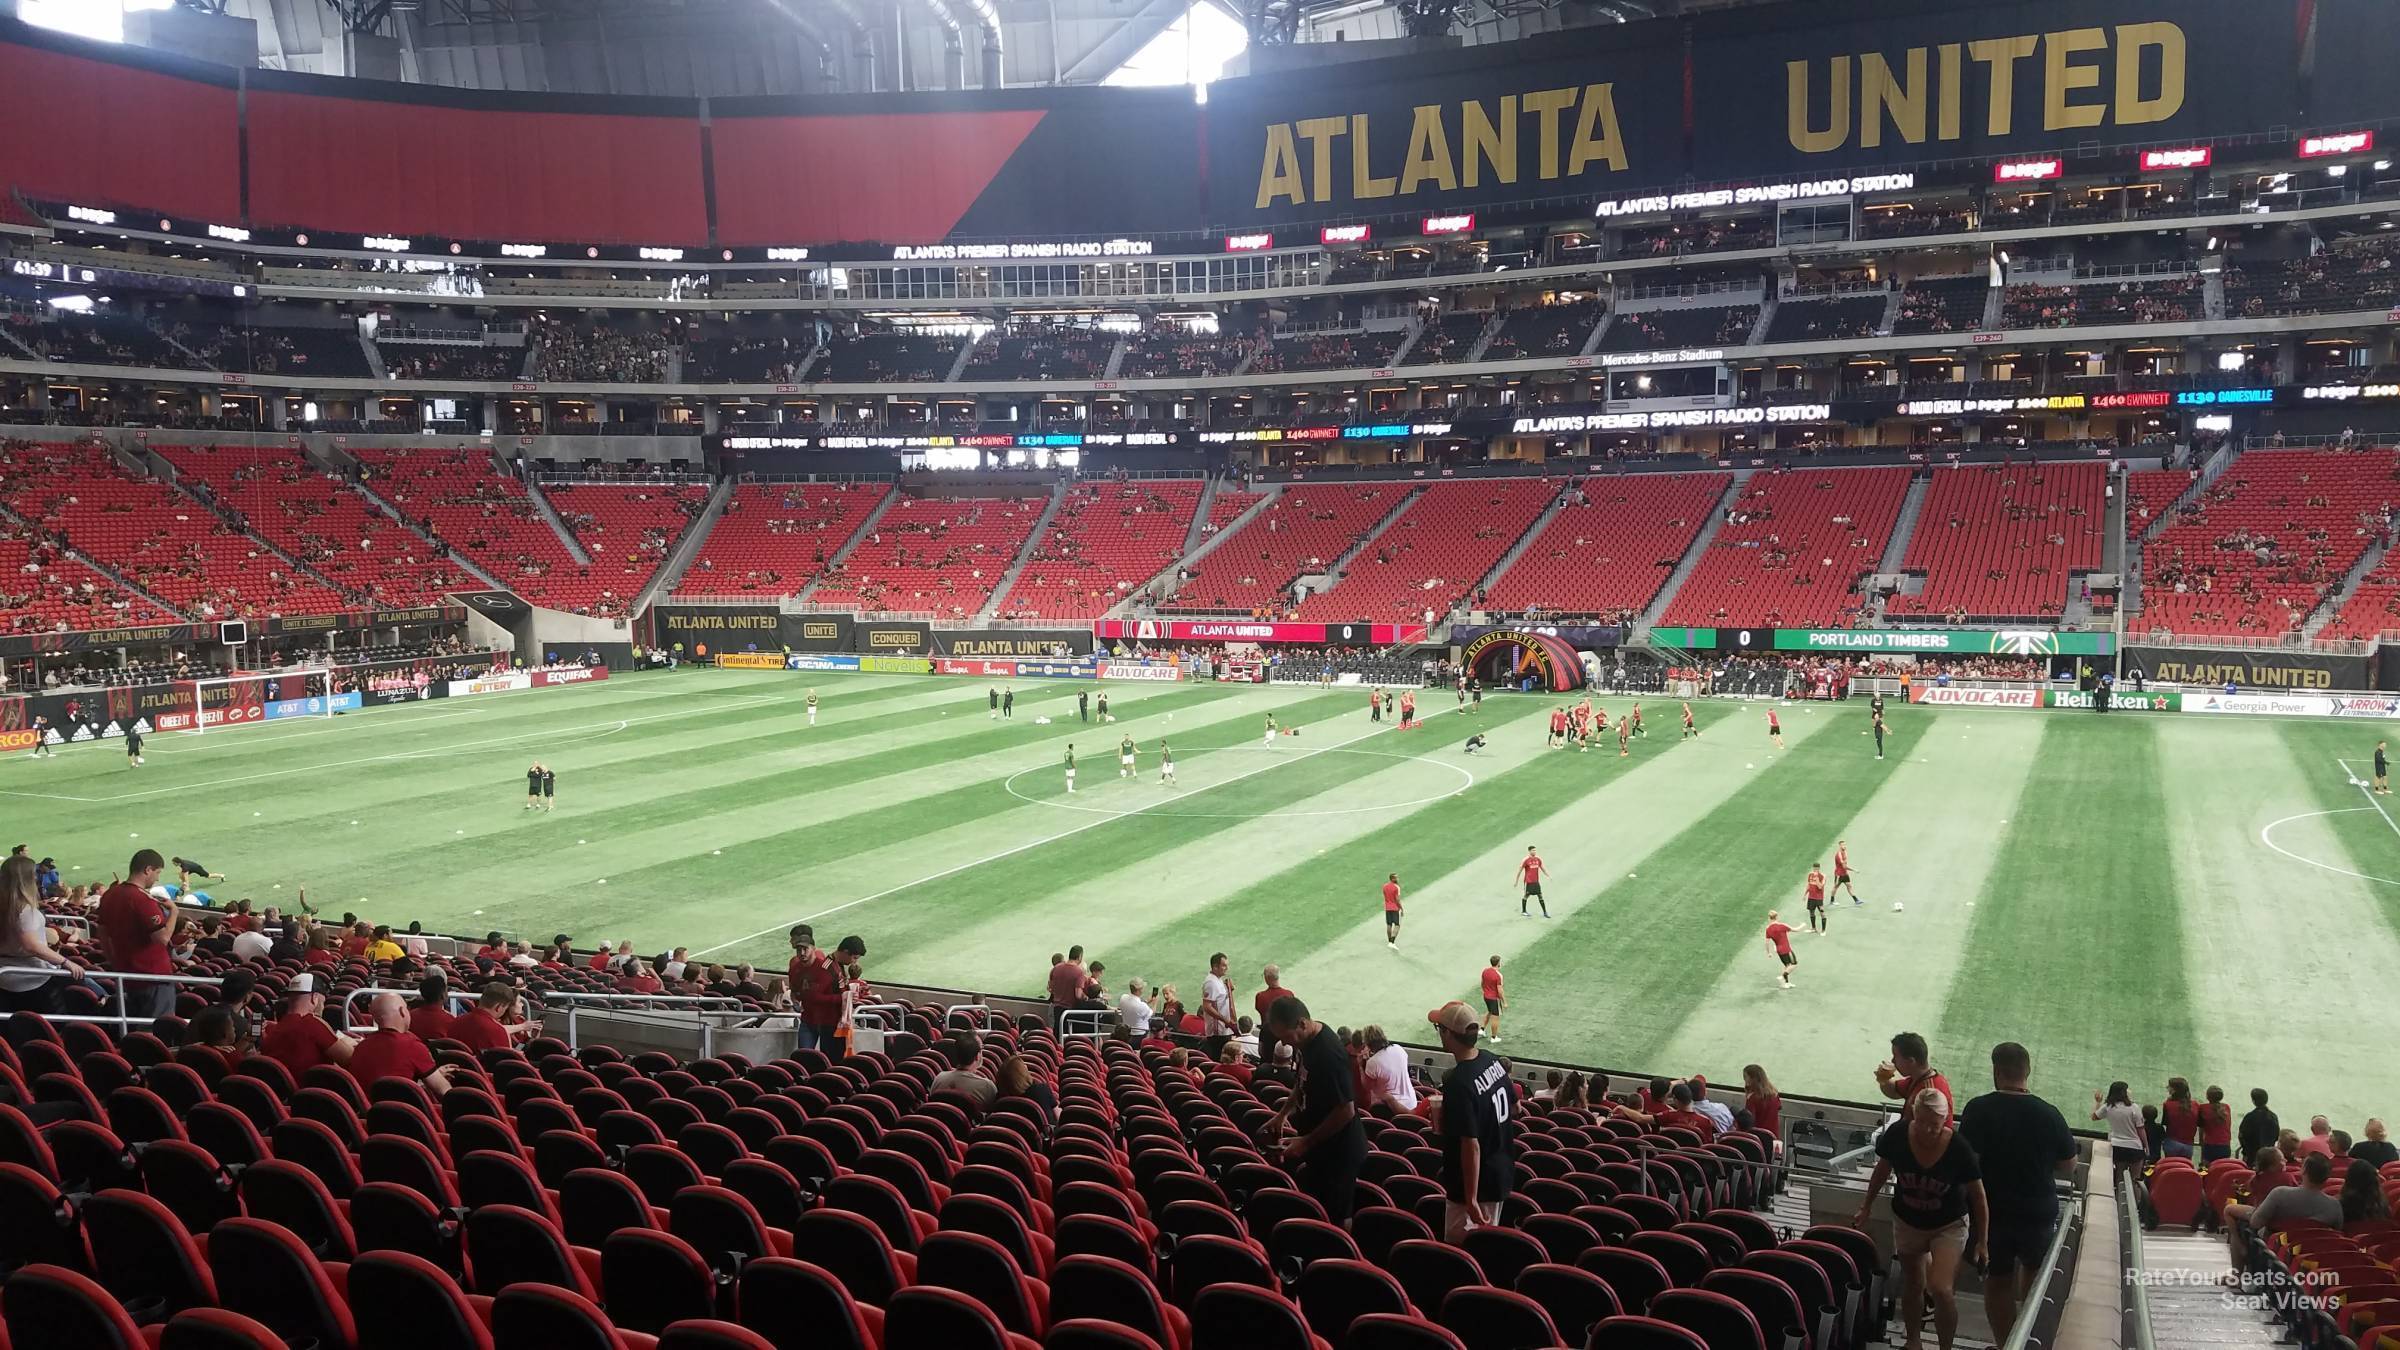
[2113,1169,2158,1350]
[47,972,227,1033]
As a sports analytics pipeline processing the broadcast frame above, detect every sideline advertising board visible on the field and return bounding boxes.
[1098,661,1182,682]
[936,658,1021,679]
[265,692,365,720]
[928,628,1097,658]
[531,666,610,688]
[449,672,534,698]
[715,652,788,670]
[2185,692,2343,717]
[1908,687,2039,708]
[650,605,784,657]
[858,655,934,675]
[784,653,862,672]
[1093,619,1428,646]
[2044,689,2182,712]
[2122,644,2374,693]
[1773,629,2113,656]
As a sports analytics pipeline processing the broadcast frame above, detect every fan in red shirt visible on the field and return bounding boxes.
[1044,943,1088,1027]
[408,975,456,1041]
[95,850,176,1018]
[1763,910,1796,989]
[1767,708,1784,749]
[1873,1031,1954,1125]
[259,975,355,1076]
[1254,966,1293,1022]
[347,992,453,1093]
[448,984,528,1054]
[1613,1081,1716,1142]
[474,933,511,967]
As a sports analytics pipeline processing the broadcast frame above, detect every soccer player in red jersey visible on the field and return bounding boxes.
[1804,864,1828,934]
[1681,702,1699,739]
[1548,707,1568,748]
[1517,846,1549,918]
[1764,911,1796,989]
[1479,956,1505,1042]
[1767,708,1784,750]
[1383,873,1404,950]
[1400,690,1417,729]
[1832,840,1860,905]
[1617,718,1631,758]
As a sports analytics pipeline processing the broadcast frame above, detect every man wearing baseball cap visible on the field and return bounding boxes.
[1429,999,1515,1242]
[260,973,356,1075]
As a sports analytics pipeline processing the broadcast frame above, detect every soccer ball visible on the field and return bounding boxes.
[1891,901,1905,913]
[2351,776,2368,788]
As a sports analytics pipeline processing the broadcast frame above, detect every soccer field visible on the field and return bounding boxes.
[9,667,2396,1122]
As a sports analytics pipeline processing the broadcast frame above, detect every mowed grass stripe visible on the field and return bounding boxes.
[2156,720,2400,1125]
[1653,709,2048,1096]
[1117,699,1736,1005]
[297,682,1247,882]
[493,689,1381,955]
[1498,706,1931,1070]
[780,694,1488,976]
[1934,718,2199,1107]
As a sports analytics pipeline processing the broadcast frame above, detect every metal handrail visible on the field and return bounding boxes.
[43,971,225,1033]
[2115,1169,2158,1350]
[2000,1182,2089,1350]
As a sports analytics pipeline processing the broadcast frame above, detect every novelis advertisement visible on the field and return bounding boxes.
[858,655,934,675]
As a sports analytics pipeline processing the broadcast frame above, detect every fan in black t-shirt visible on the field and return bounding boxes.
[1428,999,1513,1242]
[1264,994,1367,1223]
[1957,1043,2077,1345]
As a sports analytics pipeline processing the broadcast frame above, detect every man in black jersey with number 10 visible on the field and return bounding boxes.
[1429,999,1514,1241]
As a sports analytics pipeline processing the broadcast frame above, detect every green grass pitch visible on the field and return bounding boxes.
[8,668,2396,1122]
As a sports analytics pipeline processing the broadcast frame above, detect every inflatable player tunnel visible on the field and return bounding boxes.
[1462,629,1587,693]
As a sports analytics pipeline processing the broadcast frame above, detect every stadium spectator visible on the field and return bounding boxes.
[1254,963,1293,1023]
[2353,1119,2398,1168]
[1114,978,1152,1038]
[1959,1042,2075,1345]
[2199,1086,2235,1164]
[1854,1087,1988,1350]
[1429,999,1512,1242]
[2240,1087,2280,1159]
[931,1030,998,1109]
[1266,994,1367,1222]
[230,920,274,964]
[1613,1081,1717,1142]
[619,959,664,995]
[0,853,89,1012]
[1212,1041,1254,1087]
[410,975,455,1040]
[260,973,354,1073]
[450,983,525,1053]
[1047,946,1087,1027]
[2343,1158,2392,1230]
[1687,1076,1738,1136]
[182,1005,248,1073]
[993,1052,1054,1125]
[1200,953,1237,1053]
[348,991,454,1094]
[1876,1032,1954,1123]
[1359,1025,1417,1117]
[2093,1082,2147,1179]
[2297,1115,2336,1159]
[2160,1077,2200,1160]
[365,926,406,964]
[1743,1063,1782,1137]
[96,848,176,1018]
[2230,1151,2340,1274]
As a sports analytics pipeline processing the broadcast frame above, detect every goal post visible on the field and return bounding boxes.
[177,667,336,735]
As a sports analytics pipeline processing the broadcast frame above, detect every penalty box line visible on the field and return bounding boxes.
[2335,757,2400,842]
[691,708,1449,958]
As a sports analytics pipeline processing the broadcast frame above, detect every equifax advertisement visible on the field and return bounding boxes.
[530,666,610,688]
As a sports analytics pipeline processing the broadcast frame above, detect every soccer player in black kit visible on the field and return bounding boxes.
[125,724,144,767]
[1002,687,1015,719]
[540,764,557,811]
[525,764,542,810]
[1872,712,1887,761]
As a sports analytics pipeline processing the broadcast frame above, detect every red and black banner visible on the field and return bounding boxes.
[0,0,2365,245]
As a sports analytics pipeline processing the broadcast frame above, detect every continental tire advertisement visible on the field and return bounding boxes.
[2123,645,2374,694]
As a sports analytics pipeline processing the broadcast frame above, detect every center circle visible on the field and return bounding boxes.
[1003,745,1476,820]
[2258,807,2400,886]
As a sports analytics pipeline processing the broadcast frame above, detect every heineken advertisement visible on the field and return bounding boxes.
[2043,689,2182,712]
[1772,629,2115,657]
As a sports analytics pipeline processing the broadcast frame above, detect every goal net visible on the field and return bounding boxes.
[173,668,336,735]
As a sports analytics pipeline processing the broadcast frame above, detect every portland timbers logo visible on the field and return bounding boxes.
[1993,630,2061,656]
